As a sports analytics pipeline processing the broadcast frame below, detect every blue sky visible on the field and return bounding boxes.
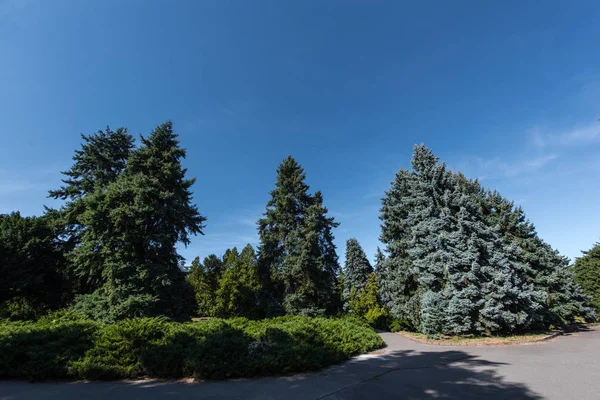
[1,0,599,264]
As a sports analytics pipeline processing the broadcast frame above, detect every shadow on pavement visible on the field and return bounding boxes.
[330,349,543,399]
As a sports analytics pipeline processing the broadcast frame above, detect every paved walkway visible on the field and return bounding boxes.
[1,327,599,399]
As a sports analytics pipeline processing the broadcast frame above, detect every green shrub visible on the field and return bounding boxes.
[0,316,383,381]
[70,317,171,379]
[0,320,99,380]
[388,318,414,332]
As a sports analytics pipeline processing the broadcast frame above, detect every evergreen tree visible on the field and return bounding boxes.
[257,156,340,316]
[342,238,373,310]
[573,242,600,313]
[187,255,221,317]
[380,145,549,335]
[70,121,205,321]
[213,244,261,318]
[0,212,68,319]
[348,272,390,329]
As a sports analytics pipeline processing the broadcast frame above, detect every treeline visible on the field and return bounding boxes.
[0,122,598,336]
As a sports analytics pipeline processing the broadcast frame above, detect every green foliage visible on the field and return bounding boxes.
[213,245,262,318]
[479,190,596,327]
[388,318,414,332]
[187,245,262,318]
[379,145,595,336]
[348,273,390,329]
[257,156,341,316]
[187,255,219,317]
[50,122,204,322]
[0,316,382,381]
[0,319,99,380]
[573,242,600,314]
[0,212,68,318]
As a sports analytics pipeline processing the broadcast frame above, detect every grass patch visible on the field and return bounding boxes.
[0,315,383,381]
[396,330,555,346]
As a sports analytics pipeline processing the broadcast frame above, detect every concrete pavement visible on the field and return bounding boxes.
[1,327,599,399]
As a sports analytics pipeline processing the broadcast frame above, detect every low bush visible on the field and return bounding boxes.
[0,315,383,381]
[0,319,99,380]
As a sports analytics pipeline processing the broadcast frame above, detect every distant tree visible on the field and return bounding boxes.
[342,238,373,310]
[0,212,68,319]
[348,272,389,329]
[213,244,262,318]
[187,255,220,317]
[573,242,600,313]
[257,156,340,316]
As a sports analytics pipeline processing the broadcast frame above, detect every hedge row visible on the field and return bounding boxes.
[0,315,383,380]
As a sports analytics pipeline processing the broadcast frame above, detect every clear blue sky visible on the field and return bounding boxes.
[1,0,599,264]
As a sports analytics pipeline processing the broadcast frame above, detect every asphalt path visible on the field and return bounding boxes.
[1,327,599,399]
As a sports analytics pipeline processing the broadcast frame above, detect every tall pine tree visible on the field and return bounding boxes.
[257,156,340,316]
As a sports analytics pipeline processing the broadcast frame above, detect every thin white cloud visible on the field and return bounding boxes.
[532,122,600,148]
[469,153,558,180]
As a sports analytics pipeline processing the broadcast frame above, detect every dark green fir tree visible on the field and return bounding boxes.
[257,156,340,316]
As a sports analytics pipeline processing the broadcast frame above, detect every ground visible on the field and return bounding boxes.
[1,326,599,399]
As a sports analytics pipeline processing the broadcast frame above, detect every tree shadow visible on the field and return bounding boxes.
[332,349,543,399]
[562,323,593,334]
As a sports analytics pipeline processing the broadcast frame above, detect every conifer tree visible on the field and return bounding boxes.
[573,242,600,313]
[70,121,205,321]
[257,156,340,316]
[187,255,219,317]
[342,238,373,309]
[380,145,549,335]
[213,245,262,317]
